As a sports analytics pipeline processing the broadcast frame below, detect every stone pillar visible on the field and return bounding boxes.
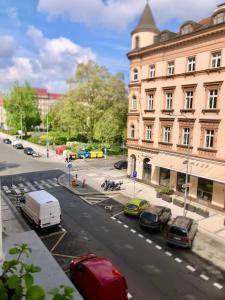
[212,182,225,208]
[151,166,159,185]
[170,171,177,191]
[189,176,198,200]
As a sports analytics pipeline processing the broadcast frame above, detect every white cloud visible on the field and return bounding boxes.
[0,27,95,93]
[0,36,17,67]
[6,7,21,27]
[37,0,221,31]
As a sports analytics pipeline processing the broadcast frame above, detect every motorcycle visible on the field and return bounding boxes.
[101,180,123,191]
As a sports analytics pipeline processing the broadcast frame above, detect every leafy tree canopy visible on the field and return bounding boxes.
[4,81,41,133]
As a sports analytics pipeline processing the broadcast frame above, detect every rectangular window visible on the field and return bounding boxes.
[148,94,154,110]
[205,130,214,148]
[163,127,171,143]
[146,126,152,141]
[211,52,221,68]
[187,57,196,72]
[149,65,155,78]
[208,89,218,109]
[182,128,190,145]
[130,126,135,139]
[167,61,175,75]
[165,93,172,110]
[185,91,193,109]
[131,97,137,110]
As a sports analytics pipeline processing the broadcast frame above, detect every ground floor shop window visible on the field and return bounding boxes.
[177,172,190,193]
[197,177,213,202]
[130,155,136,174]
[159,168,170,186]
[143,158,151,181]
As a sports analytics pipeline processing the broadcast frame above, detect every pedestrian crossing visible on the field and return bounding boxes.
[2,178,60,195]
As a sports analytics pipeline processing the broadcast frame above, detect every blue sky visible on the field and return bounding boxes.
[0,0,221,93]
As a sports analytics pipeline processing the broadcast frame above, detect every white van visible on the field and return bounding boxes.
[21,190,61,228]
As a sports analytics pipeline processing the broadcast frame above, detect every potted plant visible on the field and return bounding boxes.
[173,198,184,207]
[196,207,209,218]
[161,186,173,202]
[186,203,196,212]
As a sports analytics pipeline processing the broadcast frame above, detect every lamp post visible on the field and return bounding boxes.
[167,113,190,216]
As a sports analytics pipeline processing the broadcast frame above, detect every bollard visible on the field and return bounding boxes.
[82,178,86,188]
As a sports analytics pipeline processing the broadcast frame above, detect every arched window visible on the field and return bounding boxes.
[135,36,140,48]
[130,125,135,138]
[131,95,137,110]
[214,12,225,24]
[143,158,151,181]
[133,68,138,81]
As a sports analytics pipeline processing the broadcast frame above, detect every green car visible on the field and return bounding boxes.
[124,198,150,217]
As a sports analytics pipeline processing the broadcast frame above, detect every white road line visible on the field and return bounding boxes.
[128,292,133,299]
[117,220,122,224]
[89,200,100,205]
[138,234,144,238]
[175,258,182,263]
[131,229,136,233]
[12,185,21,194]
[112,211,124,217]
[47,179,59,186]
[111,217,116,220]
[186,265,196,272]
[155,245,162,250]
[123,224,128,228]
[40,180,52,188]
[165,251,172,257]
[200,274,209,281]
[25,182,36,191]
[33,181,44,189]
[146,239,152,244]
[18,183,29,192]
[213,283,223,290]
[2,186,11,194]
[52,178,58,182]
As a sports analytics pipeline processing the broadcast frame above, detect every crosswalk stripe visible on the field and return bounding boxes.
[24,182,36,191]
[33,181,44,189]
[12,185,21,194]
[2,186,11,194]
[47,179,59,187]
[40,180,52,188]
[18,183,29,192]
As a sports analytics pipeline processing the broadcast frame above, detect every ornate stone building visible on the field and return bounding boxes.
[127,2,225,209]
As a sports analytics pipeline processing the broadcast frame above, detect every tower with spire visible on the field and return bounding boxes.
[131,1,159,49]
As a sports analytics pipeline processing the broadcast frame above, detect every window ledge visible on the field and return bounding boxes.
[142,139,153,143]
[177,144,193,149]
[158,142,173,146]
[127,138,138,142]
[180,109,195,113]
[144,109,155,113]
[202,109,220,114]
[197,147,217,153]
[161,109,174,114]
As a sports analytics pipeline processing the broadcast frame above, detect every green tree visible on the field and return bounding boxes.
[4,81,41,134]
[50,61,128,143]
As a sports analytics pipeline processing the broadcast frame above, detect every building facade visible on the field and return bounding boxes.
[127,3,225,209]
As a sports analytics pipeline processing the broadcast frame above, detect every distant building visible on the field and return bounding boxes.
[33,88,63,116]
[127,3,225,209]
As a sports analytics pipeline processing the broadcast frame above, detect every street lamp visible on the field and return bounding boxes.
[167,113,191,216]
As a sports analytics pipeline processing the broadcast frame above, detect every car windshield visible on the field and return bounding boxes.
[127,204,138,209]
[27,148,33,151]
[169,227,187,237]
[141,212,157,222]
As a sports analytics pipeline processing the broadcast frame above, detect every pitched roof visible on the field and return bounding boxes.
[49,93,62,100]
[132,2,159,35]
[33,88,48,96]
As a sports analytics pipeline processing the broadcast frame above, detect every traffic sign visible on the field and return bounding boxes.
[67,162,73,169]
[131,171,137,178]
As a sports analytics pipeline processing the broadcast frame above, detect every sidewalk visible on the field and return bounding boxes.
[59,167,225,271]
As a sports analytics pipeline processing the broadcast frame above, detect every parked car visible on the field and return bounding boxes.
[3,138,12,144]
[139,206,172,231]
[70,255,128,300]
[14,143,23,149]
[24,147,34,155]
[32,151,41,158]
[165,216,198,248]
[114,160,128,170]
[124,198,150,217]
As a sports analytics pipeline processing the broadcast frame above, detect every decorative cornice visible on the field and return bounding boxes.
[199,119,221,123]
[159,117,175,122]
[143,117,155,121]
[181,84,197,89]
[162,86,176,91]
[178,118,196,122]
[145,88,156,92]
[203,81,223,87]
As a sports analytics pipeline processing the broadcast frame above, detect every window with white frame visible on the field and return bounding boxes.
[130,125,135,138]
[185,91,193,109]
[182,128,190,145]
[148,94,154,110]
[167,61,175,75]
[145,126,152,141]
[163,127,171,143]
[214,13,225,25]
[133,68,138,81]
[211,52,221,68]
[181,24,193,35]
[208,89,218,109]
[187,57,196,72]
[165,93,173,110]
[205,129,214,148]
[131,96,137,110]
[149,65,155,78]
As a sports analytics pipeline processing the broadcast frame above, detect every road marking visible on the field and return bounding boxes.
[25,182,36,191]
[40,230,66,239]
[52,253,76,259]
[47,179,59,186]
[123,224,128,228]
[2,186,11,194]
[213,283,223,290]
[50,231,67,252]
[128,292,133,299]
[200,274,209,281]
[186,265,196,272]
[146,239,152,244]
[111,217,116,220]
[155,245,162,250]
[138,234,144,238]
[175,258,182,263]
[112,211,124,217]
[89,200,101,205]
[40,180,52,188]
[165,251,172,257]
[17,183,29,192]
[33,181,44,189]
[131,229,136,233]
[117,220,122,224]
